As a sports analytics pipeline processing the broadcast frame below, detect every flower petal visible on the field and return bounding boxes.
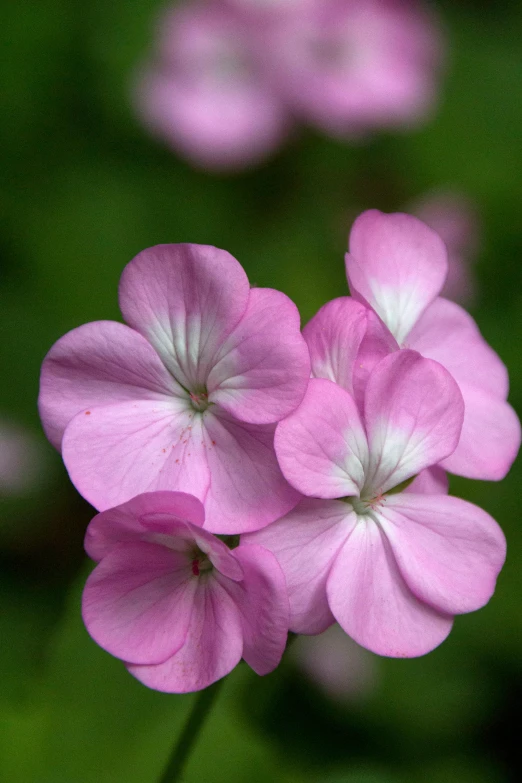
[62,400,210,512]
[190,529,244,582]
[118,244,250,391]
[346,210,448,345]
[274,378,369,499]
[441,385,521,480]
[207,287,310,424]
[38,320,180,449]
[352,309,399,410]
[217,544,289,675]
[303,297,368,395]
[84,491,242,580]
[127,576,243,693]
[364,351,464,494]
[379,493,506,615]
[82,541,196,665]
[303,296,398,412]
[245,497,355,634]
[201,409,301,534]
[407,297,508,398]
[404,466,448,495]
[85,491,206,561]
[402,298,519,480]
[327,519,453,657]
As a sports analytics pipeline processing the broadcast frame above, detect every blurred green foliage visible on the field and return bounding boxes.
[1,1,522,781]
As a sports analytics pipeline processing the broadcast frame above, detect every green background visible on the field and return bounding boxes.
[1,1,521,781]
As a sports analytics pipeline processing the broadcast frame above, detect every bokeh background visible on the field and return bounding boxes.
[1,1,522,781]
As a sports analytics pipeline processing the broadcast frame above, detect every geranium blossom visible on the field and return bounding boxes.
[38,243,310,532]
[343,209,519,480]
[82,491,289,692]
[262,0,444,136]
[134,2,289,169]
[247,350,506,657]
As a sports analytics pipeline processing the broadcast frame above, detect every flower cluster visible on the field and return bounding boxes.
[134,0,444,170]
[39,210,518,692]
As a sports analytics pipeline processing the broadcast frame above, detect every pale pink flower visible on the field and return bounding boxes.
[413,191,480,305]
[247,350,506,657]
[38,244,310,533]
[134,2,289,170]
[267,0,444,136]
[292,623,378,703]
[344,210,520,480]
[82,491,289,693]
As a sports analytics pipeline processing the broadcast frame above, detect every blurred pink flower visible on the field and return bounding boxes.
[292,623,378,703]
[82,491,289,692]
[134,2,289,170]
[265,0,444,136]
[134,0,444,169]
[413,191,480,305]
[0,419,44,494]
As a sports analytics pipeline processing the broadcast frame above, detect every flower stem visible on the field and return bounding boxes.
[159,678,225,783]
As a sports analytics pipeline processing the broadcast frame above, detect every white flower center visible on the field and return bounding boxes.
[348,491,386,517]
[189,387,210,412]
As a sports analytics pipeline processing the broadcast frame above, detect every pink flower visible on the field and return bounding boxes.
[413,191,480,305]
[0,419,44,494]
[292,623,378,703]
[247,350,506,657]
[82,491,289,692]
[267,0,444,136]
[344,209,520,480]
[38,244,310,533]
[134,2,289,170]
